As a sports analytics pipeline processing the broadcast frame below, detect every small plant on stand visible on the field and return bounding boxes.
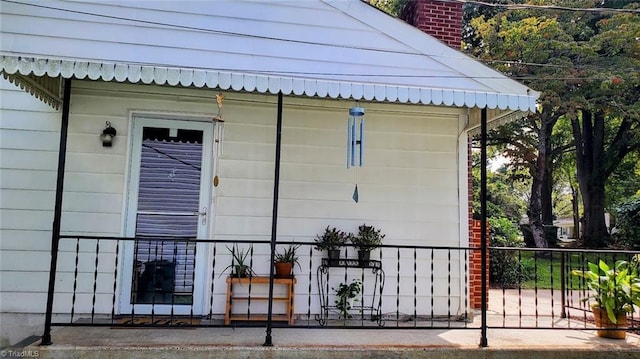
[273,244,301,277]
[315,226,348,262]
[333,279,362,319]
[351,223,385,263]
[222,243,255,279]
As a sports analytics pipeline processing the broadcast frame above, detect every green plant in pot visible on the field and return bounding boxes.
[571,259,640,339]
[333,279,362,320]
[273,244,301,277]
[315,226,347,262]
[351,223,385,263]
[222,244,255,279]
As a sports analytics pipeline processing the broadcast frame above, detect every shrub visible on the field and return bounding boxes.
[489,217,534,288]
[613,195,640,249]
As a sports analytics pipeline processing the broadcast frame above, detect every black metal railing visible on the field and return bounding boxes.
[487,247,639,331]
[45,236,640,343]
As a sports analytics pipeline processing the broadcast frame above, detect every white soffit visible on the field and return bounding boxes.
[0,0,539,113]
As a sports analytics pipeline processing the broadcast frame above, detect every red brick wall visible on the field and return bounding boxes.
[469,219,489,310]
[400,0,463,49]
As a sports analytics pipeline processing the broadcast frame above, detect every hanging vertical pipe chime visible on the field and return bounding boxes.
[347,105,365,202]
[212,93,225,187]
[213,92,225,158]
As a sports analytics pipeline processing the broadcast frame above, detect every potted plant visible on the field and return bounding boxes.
[315,226,348,262]
[222,244,255,279]
[333,279,362,320]
[273,244,301,277]
[351,223,385,263]
[571,259,640,339]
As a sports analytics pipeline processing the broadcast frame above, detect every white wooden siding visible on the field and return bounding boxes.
[1,79,468,318]
[0,80,60,313]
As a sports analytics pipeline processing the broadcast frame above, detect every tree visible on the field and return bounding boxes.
[470,11,579,248]
[471,151,528,223]
[567,7,640,247]
[554,118,582,239]
[468,1,640,248]
[606,152,640,209]
[368,0,407,17]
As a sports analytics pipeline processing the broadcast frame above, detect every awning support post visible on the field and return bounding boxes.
[479,107,489,348]
[41,78,72,346]
[264,91,283,347]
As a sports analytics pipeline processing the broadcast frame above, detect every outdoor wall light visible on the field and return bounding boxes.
[100,121,117,147]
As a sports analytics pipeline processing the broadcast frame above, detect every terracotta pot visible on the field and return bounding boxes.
[592,305,627,339]
[274,262,293,277]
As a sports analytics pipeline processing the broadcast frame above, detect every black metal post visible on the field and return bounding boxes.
[41,78,72,345]
[264,92,283,347]
[479,108,488,347]
[560,251,567,318]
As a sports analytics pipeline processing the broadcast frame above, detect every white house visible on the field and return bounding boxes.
[0,0,538,346]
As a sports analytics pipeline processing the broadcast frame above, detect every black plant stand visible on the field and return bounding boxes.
[315,258,384,326]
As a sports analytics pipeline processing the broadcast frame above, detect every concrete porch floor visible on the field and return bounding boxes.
[20,325,640,359]
[14,289,640,358]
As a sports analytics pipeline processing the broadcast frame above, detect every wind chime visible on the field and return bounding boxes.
[347,105,365,203]
[212,93,225,187]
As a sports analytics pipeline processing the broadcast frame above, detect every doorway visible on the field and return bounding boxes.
[120,116,213,315]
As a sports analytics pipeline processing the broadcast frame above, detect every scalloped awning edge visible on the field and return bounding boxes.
[1,56,539,113]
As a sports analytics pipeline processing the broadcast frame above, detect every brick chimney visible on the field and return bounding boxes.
[400,0,463,49]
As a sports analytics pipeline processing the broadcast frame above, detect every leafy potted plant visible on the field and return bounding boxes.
[222,244,255,279]
[333,279,362,320]
[351,223,385,263]
[315,226,348,263]
[273,244,301,277]
[571,259,640,339]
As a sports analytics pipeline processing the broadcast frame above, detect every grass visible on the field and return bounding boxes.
[514,251,630,290]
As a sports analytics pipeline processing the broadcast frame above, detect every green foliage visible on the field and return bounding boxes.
[369,0,408,17]
[612,195,640,249]
[333,279,362,319]
[274,244,301,270]
[571,259,640,323]
[489,217,534,287]
[467,1,640,248]
[314,226,348,251]
[222,244,254,278]
[490,217,522,244]
[471,152,528,222]
[350,224,385,252]
[606,153,640,211]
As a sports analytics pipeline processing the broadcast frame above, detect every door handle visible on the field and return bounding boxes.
[194,207,207,225]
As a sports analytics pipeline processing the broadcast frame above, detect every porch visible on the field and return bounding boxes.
[31,236,640,357]
[20,303,640,359]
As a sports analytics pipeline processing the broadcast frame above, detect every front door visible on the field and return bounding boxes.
[120,116,213,315]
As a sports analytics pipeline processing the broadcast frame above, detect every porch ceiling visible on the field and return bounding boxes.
[0,0,539,113]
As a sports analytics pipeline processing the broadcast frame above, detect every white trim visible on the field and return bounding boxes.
[467,110,530,136]
[457,114,471,314]
[0,56,538,113]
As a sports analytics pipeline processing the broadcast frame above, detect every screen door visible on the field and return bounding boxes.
[120,117,213,315]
